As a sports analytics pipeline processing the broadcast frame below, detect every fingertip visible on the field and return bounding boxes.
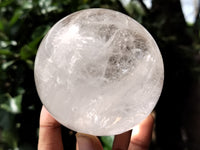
[76,133,103,150]
[150,112,155,122]
[129,114,154,150]
[38,106,63,150]
[40,106,60,128]
[145,113,155,126]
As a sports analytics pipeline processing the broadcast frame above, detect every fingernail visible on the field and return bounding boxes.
[76,133,94,150]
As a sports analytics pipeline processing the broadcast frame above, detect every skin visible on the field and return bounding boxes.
[38,106,154,150]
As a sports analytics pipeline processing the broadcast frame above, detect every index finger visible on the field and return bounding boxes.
[38,106,64,150]
[128,114,154,150]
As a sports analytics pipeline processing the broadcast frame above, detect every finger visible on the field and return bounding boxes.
[112,130,132,150]
[38,106,64,150]
[128,114,154,150]
[76,133,103,150]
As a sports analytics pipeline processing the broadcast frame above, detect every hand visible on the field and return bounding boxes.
[38,106,154,150]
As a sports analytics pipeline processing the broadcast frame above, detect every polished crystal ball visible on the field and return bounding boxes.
[34,8,164,136]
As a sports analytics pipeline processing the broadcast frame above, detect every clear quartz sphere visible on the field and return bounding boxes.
[34,8,164,136]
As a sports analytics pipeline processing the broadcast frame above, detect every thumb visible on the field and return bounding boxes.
[76,133,103,150]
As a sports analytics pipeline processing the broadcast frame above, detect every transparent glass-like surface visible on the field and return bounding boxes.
[34,8,164,136]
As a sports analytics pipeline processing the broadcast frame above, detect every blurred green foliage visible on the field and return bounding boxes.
[0,0,200,150]
[101,136,114,150]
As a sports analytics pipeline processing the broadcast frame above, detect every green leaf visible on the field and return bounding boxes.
[20,30,46,60]
[22,0,33,9]
[26,59,34,70]
[0,94,22,114]
[1,129,18,148]
[0,21,4,31]
[17,87,25,95]
[0,41,9,48]
[0,109,18,148]
[0,31,9,40]
[0,0,14,7]
[0,109,14,130]
[100,136,114,150]
[29,35,43,49]
[20,45,35,60]
[31,25,50,40]
[0,49,13,56]
[1,60,15,70]
[9,9,23,26]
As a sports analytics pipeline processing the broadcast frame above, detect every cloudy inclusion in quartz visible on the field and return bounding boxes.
[34,8,164,136]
